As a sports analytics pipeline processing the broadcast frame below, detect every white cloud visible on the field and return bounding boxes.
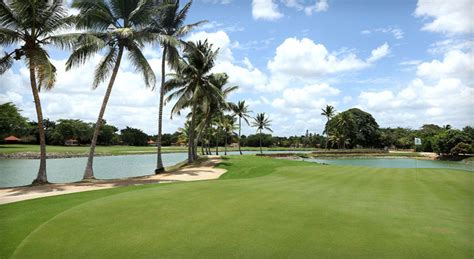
[357,45,474,128]
[416,49,474,81]
[304,0,329,15]
[267,38,388,78]
[367,42,390,63]
[252,0,283,21]
[186,30,269,92]
[361,27,404,40]
[414,0,473,34]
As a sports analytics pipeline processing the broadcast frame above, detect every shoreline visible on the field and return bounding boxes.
[0,156,226,205]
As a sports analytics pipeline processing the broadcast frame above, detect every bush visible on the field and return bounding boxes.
[450,142,471,155]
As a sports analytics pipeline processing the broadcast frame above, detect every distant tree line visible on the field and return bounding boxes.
[1,102,472,156]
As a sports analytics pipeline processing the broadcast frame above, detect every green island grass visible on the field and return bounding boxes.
[0,155,472,258]
[0,144,315,155]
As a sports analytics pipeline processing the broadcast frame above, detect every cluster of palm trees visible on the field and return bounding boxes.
[321,105,353,149]
[0,0,272,185]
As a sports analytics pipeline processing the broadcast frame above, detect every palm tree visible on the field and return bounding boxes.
[165,40,220,163]
[251,113,272,154]
[321,105,336,150]
[334,112,353,149]
[67,0,157,179]
[0,0,75,184]
[149,0,205,173]
[221,115,237,155]
[232,101,252,155]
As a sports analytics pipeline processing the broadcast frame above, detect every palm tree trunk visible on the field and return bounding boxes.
[215,129,219,155]
[224,133,227,155]
[29,64,48,185]
[83,46,124,180]
[324,117,329,150]
[155,46,167,174]
[259,130,263,154]
[238,117,242,155]
[188,99,198,163]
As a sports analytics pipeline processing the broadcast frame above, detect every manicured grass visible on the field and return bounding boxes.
[0,144,315,155]
[1,156,472,258]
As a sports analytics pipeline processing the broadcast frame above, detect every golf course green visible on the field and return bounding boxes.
[1,156,472,258]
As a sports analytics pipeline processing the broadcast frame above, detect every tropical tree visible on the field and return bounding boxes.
[0,0,75,184]
[232,101,252,155]
[165,40,220,163]
[321,105,336,149]
[67,0,158,179]
[221,115,237,155]
[251,113,272,154]
[149,0,205,173]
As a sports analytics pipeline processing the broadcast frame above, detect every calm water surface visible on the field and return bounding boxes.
[305,158,473,171]
[0,151,306,187]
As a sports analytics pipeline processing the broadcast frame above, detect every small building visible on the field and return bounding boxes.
[4,135,21,144]
[65,139,78,146]
[147,140,156,146]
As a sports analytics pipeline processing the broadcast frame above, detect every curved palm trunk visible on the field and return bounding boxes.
[238,117,242,155]
[29,64,48,185]
[83,47,124,180]
[155,46,167,173]
[259,129,263,154]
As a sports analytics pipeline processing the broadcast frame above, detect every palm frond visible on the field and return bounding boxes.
[0,53,13,74]
[93,46,117,88]
[127,41,156,89]
[29,47,57,91]
[65,34,106,70]
[0,28,22,46]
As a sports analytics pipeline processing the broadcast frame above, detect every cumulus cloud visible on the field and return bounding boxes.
[414,0,473,34]
[267,38,388,78]
[357,46,474,128]
[416,49,474,81]
[252,0,283,21]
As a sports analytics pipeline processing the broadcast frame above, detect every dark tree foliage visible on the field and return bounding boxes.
[433,129,472,155]
[121,127,149,146]
[326,108,379,148]
[0,102,29,139]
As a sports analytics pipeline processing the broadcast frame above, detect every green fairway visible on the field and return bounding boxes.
[0,156,472,258]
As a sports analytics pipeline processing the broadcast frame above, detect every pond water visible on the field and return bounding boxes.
[305,158,473,172]
[0,151,306,188]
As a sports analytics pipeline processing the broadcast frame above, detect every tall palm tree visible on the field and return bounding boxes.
[67,0,158,179]
[232,101,252,155]
[149,0,205,173]
[251,113,272,154]
[0,0,75,184]
[321,105,336,149]
[165,40,220,163]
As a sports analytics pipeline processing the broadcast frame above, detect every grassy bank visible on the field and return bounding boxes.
[1,156,472,258]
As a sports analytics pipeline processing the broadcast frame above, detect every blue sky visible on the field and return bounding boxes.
[0,0,472,136]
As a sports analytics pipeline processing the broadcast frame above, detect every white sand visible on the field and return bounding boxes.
[0,156,226,205]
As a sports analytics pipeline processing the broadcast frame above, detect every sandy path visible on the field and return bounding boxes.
[0,156,226,205]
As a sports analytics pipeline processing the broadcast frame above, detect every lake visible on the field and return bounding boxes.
[1,153,471,188]
[305,158,473,171]
[0,151,305,187]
